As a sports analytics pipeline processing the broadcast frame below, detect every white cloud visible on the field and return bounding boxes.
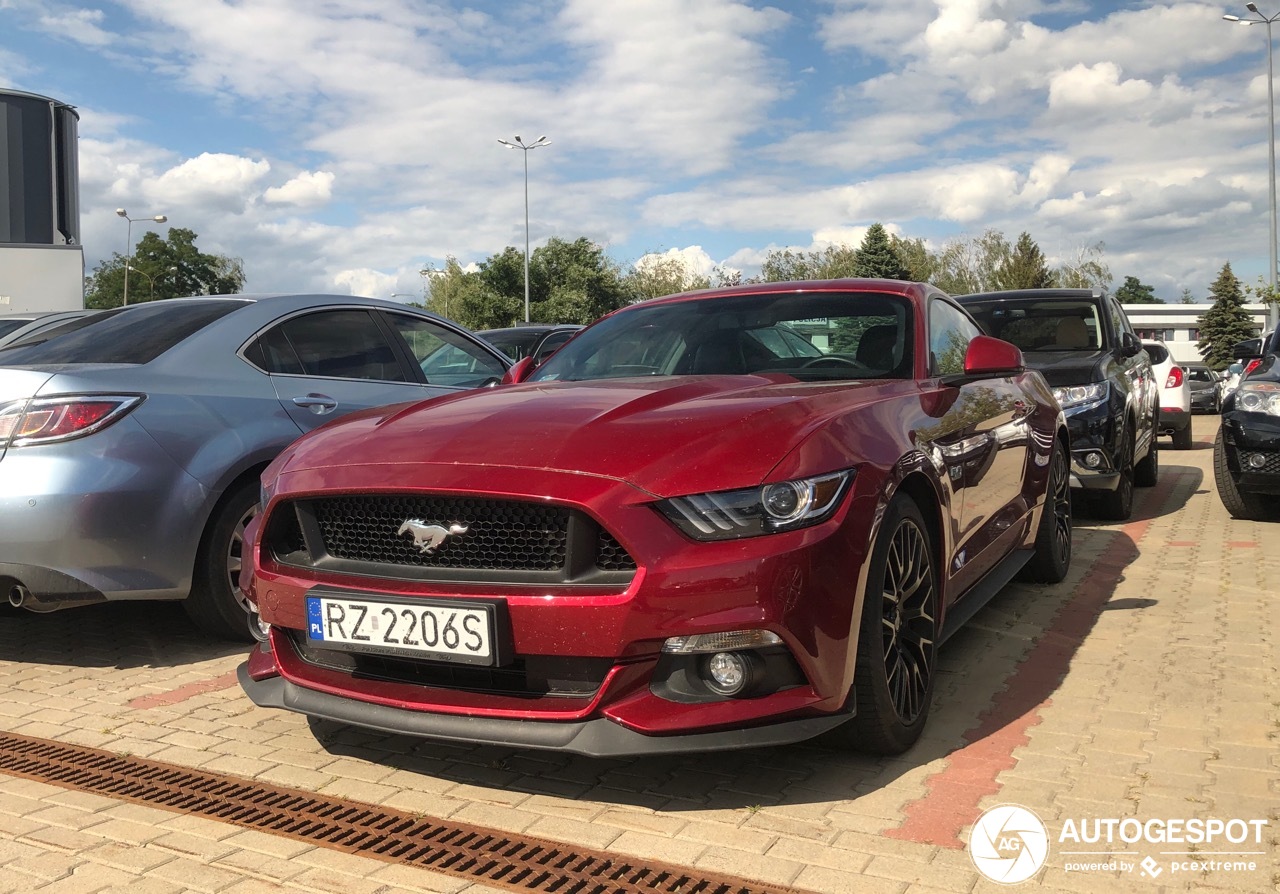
[263,171,335,207]
[1048,62,1154,110]
[152,153,271,212]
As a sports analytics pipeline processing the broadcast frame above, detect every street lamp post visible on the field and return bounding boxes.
[1225,4,1280,330]
[497,135,550,323]
[125,265,177,301]
[116,209,168,307]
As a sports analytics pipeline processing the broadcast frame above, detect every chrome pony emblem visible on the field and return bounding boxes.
[397,520,469,554]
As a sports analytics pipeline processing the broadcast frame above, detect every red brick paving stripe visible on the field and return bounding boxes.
[886,477,1188,848]
[128,670,240,709]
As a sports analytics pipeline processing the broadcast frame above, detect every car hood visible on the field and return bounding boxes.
[1020,350,1105,387]
[274,374,898,498]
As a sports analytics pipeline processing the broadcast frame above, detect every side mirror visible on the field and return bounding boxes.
[1119,331,1142,358]
[962,335,1025,378]
[500,356,536,385]
[1232,337,1263,361]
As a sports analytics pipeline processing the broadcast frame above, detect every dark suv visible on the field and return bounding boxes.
[1215,327,1280,520]
[958,289,1158,520]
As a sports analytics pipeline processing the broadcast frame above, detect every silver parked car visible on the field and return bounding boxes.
[0,294,511,640]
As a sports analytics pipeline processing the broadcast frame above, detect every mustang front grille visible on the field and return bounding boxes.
[263,495,637,585]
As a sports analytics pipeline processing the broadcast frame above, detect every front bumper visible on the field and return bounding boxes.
[1220,411,1280,494]
[1063,403,1123,491]
[237,657,851,757]
[241,462,882,754]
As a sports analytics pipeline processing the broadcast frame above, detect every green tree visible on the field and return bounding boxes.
[930,229,1012,295]
[993,232,1053,290]
[624,254,711,302]
[888,235,938,284]
[470,237,629,327]
[1179,288,1196,304]
[759,244,859,282]
[1114,275,1162,304]
[852,223,911,279]
[84,227,246,309]
[1197,262,1258,370]
[1242,275,1280,309]
[1053,241,1112,292]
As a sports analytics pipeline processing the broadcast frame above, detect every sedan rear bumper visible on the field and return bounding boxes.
[237,661,851,757]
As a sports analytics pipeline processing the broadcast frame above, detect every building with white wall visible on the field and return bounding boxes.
[1122,303,1269,365]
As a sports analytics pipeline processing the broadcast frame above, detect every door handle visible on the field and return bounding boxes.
[292,394,338,415]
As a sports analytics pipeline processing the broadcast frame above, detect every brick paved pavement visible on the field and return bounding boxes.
[0,414,1275,893]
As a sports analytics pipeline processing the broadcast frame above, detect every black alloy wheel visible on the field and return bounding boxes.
[845,496,939,754]
[1019,438,1072,583]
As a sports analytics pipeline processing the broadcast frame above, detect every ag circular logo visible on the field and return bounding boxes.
[968,804,1050,884]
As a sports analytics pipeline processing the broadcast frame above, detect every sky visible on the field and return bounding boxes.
[2,0,1278,305]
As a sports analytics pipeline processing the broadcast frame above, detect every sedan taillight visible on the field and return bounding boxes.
[1165,366,1184,389]
[0,395,143,448]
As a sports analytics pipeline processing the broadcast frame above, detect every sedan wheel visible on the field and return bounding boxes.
[845,496,938,754]
[184,480,259,641]
[1213,428,1274,521]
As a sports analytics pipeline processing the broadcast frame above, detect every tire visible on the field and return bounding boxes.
[184,480,259,641]
[843,496,939,755]
[1095,428,1135,520]
[1213,428,1274,521]
[1019,437,1072,584]
[1134,434,1158,489]
[1173,422,1193,450]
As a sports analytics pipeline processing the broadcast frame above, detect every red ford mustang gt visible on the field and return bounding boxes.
[237,279,1071,756]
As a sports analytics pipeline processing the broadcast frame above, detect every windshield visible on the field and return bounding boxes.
[963,300,1103,353]
[529,291,914,383]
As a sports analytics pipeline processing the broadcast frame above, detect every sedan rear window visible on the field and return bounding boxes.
[0,300,249,365]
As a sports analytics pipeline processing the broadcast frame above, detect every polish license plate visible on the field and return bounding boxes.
[305,591,495,665]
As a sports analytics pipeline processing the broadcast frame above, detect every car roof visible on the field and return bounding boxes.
[632,278,937,311]
[956,288,1102,303]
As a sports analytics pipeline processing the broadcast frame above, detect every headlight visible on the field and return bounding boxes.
[656,471,853,541]
[1236,382,1280,416]
[1051,381,1109,412]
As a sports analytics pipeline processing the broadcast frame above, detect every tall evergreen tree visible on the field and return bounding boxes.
[1197,263,1258,370]
[993,232,1052,290]
[853,223,911,280]
[1114,275,1162,304]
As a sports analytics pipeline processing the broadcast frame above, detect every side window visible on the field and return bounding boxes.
[930,299,981,376]
[386,314,507,388]
[248,310,406,381]
[533,330,575,365]
[1107,299,1131,343]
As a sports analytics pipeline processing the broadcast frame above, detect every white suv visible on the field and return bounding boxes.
[1144,340,1192,449]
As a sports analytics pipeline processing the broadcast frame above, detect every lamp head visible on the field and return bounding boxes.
[1248,2,1260,12]
[1225,13,1241,20]
[116,208,127,217]
[153,215,167,223]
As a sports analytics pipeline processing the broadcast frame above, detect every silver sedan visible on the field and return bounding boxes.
[0,294,510,639]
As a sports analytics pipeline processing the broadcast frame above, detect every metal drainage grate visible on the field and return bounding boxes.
[0,731,808,894]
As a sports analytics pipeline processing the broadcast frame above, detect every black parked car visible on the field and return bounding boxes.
[1215,328,1280,520]
[958,289,1158,520]
[478,324,583,366]
[1185,364,1222,414]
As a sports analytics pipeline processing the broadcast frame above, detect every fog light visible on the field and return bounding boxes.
[1083,451,1102,469]
[1247,453,1267,470]
[706,652,747,693]
[700,650,766,697]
